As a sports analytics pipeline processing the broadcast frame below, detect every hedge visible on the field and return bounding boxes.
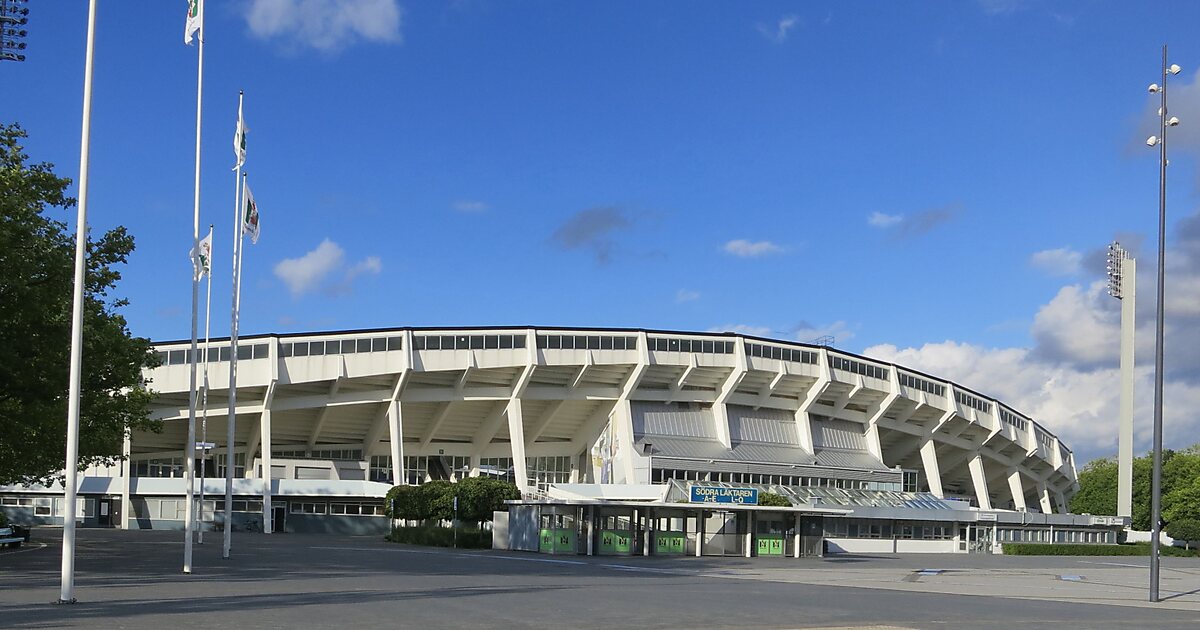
[1002,542,1199,557]
[386,526,492,549]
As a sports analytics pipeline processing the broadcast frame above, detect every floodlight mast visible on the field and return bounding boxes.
[1106,243,1135,522]
[1144,45,1177,605]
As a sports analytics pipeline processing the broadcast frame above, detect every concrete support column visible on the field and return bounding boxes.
[507,398,529,492]
[586,506,594,556]
[695,510,704,557]
[121,430,132,530]
[1054,490,1067,515]
[919,438,944,498]
[745,512,753,558]
[967,454,992,511]
[388,400,404,485]
[643,507,652,557]
[260,382,276,534]
[1037,481,1053,514]
[1006,469,1027,512]
[793,513,801,559]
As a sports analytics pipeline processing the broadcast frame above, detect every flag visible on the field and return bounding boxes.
[190,230,213,280]
[233,100,247,171]
[242,183,261,244]
[184,0,202,45]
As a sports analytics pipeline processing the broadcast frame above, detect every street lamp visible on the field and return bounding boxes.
[1144,45,1180,604]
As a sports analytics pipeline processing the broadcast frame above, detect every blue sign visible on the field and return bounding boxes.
[689,485,758,504]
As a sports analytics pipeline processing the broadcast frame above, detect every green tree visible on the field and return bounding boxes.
[0,123,159,485]
[757,492,792,507]
[453,477,520,525]
[1071,447,1200,531]
[1166,519,1200,551]
[1069,458,1117,516]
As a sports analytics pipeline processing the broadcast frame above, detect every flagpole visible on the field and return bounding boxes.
[182,0,205,575]
[224,91,244,560]
[198,225,214,544]
[59,0,98,604]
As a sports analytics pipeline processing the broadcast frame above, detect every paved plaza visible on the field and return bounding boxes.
[2,529,1200,629]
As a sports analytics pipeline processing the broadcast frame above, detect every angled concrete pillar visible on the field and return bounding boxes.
[1006,469,1027,512]
[1037,481,1053,514]
[968,454,992,511]
[919,438,944,498]
[507,398,529,492]
[388,399,404,485]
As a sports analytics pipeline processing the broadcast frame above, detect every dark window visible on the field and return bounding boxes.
[155,351,168,365]
[469,336,484,350]
[237,345,252,361]
[613,336,625,350]
[219,346,231,361]
[601,336,613,350]
[309,342,324,356]
[253,344,268,359]
[537,335,549,349]
[702,340,714,353]
[574,336,587,350]
[414,336,427,350]
[771,346,782,360]
[548,335,561,349]
[499,335,513,349]
[588,336,600,350]
[561,335,574,350]
[168,350,185,365]
[513,335,526,349]
[441,335,455,350]
[456,335,470,349]
[668,338,680,352]
[372,338,386,352]
[387,336,402,351]
[342,340,357,354]
[485,335,499,349]
[357,339,372,353]
[627,337,638,350]
[280,343,293,357]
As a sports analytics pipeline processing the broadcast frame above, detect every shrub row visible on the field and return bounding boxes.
[1002,542,1199,557]
[386,526,492,549]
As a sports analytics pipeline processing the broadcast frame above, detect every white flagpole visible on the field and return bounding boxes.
[224,92,244,560]
[198,224,214,544]
[182,0,205,575]
[60,0,98,604]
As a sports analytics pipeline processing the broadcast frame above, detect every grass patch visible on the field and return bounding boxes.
[385,526,492,549]
[1002,542,1200,557]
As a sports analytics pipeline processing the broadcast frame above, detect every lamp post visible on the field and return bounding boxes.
[1106,242,1135,521]
[1144,45,1180,604]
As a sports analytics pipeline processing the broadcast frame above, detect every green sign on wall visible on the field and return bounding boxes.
[757,534,785,556]
[599,529,632,554]
[539,529,577,553]
[655,533,686,555]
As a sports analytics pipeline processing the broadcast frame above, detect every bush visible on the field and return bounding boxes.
[385,479,520,524]
[757,492,792,507]
[1002,542,1200,557]
[386,526,492,549]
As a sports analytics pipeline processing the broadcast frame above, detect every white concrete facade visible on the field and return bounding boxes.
[134,327,1078,515]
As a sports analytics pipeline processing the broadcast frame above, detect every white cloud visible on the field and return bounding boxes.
[868,212,902,228]
[723,239,783,258]
[453,200,488,213]
[758,14,800,43]
[793,320,854,346]
[675,289,700,303]
[274,239,382,297]
[1030,247,1083,277]
[245,0,403,52]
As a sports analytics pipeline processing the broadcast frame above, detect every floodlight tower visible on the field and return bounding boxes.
[0,0,29,63]
[1144,45,1180,605]
[1106,242,1135,520]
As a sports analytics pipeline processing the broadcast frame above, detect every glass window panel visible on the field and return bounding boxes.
[308,341,324,356]
[588,336,600,350]
[548,335,561,349]
[600,336,613,350]
[237,345,252,360]
[372,338,386,352]
[499,335,513,349]
[387,336,403,351]
[668,338,680,351]
[470,336,484,350]
[485,335,499,349]
[339,340,354,354]
[280,343,293,357]
[253,344,268,359]
[168,350,185,365]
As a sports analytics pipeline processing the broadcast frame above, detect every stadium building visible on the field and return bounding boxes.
[0,327,1126,555]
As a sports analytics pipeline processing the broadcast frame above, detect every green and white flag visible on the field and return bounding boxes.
[242,182,261,244]
[184,0,202,45]
[233,99,247,170]
[189,229,213,280]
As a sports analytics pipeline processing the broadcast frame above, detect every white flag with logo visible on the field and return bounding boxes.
[233,100,247,170]
[242,183,261,244]
[189,230,213,280]
[184,0,202,45]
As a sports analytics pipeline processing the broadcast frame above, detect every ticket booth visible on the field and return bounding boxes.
[754,513,788,557]
[596,507,636,555]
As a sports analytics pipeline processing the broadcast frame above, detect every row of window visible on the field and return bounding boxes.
[745,342,818,364]
[997,528,1114,544]
[291,502,385,516]
[652,469,878,490]
[899,372,946,397]
[828,356,889,381]
[274,448,363,461]
[159,343,269,366]
[955,391,992,415]
[1036,429,1054,451]
[417,334,527,351]
[539,334,637,351]
[134,453,245,479]
[998,408,1029,431]
[1,497,93,519]
[649,337,734,354]
[281,337,402,358]
[824,518,953,540]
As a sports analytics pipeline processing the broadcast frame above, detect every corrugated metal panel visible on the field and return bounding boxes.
[635,435,729,460]
[631,401,715,439]
[813,448,890,471]
[727,405,798,445]
[654,456,900,483]
[729,442,816,465]
[812,417,868,450]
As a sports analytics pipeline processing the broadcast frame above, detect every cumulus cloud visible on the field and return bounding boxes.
[868,212,902,228]
[870,203,960,239]
[757,14,800,43]
[675,289,700,303]
[245,0,403,52]
[1030,247,1083,277]
[274,239,382,297]
[723,239,783,257]
[551,207,631,264]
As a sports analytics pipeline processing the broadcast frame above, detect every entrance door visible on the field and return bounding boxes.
[272,505,286,533]
[960,524,993,554]
[98,499,113,527]
[702,510,744,556]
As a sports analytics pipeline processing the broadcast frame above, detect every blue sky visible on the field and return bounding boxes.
[8,0,1200,464]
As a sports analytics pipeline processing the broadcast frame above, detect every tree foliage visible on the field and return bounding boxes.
[0,123,159,485]
[1069,447,1200,531]
[757,492,792,507]
[1166,519,1200,550]
[385,478,519,525]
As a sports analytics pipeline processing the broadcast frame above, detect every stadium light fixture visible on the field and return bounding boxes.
[1145,45,1178,605]
[0,0,28,63]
